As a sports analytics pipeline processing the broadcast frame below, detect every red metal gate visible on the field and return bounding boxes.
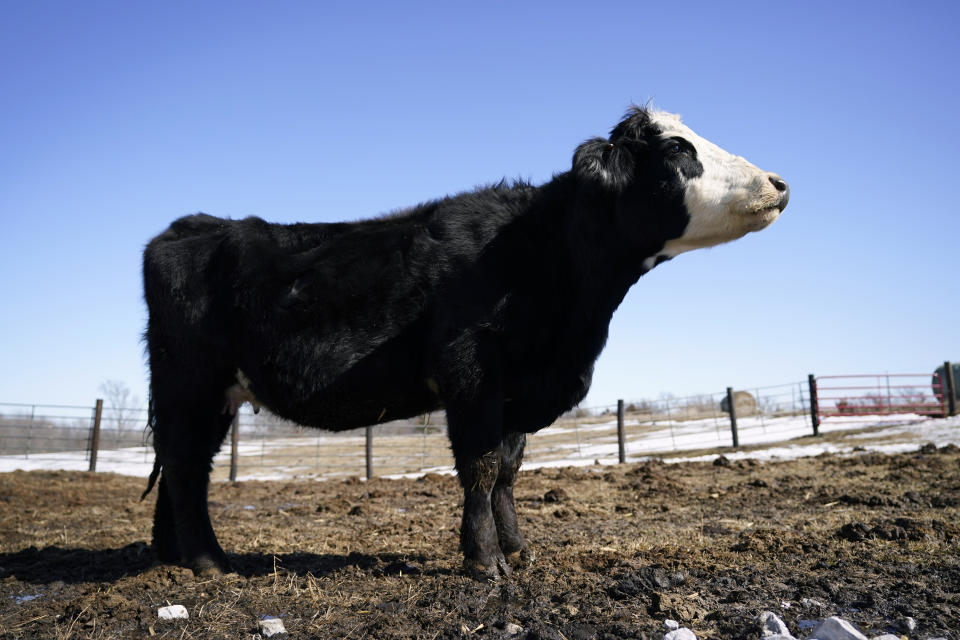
[813,373,947,421]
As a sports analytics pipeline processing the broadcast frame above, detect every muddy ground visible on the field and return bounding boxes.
[0,444,958,639]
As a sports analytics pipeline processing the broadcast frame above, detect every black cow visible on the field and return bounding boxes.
[142,106,789,578]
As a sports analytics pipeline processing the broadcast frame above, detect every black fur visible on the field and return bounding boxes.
[143,106,700,576]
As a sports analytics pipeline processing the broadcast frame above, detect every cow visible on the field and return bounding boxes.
[141,106,789,579]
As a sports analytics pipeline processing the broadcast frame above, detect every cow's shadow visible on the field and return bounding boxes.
[0,543,441,584]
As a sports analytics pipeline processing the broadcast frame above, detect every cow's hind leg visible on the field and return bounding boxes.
[151,394,234,576]
[492,432,534,567]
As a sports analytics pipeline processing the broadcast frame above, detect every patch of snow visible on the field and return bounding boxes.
[2,414,957,480]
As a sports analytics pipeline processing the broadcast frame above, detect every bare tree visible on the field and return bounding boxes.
[98,380,142,434]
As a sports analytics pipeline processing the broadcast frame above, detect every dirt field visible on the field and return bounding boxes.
[1,445,958,639]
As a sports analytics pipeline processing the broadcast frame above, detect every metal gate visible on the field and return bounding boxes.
[812,372,948,422]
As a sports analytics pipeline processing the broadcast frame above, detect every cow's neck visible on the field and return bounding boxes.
[526,175,655,358]
[558,175,652,308]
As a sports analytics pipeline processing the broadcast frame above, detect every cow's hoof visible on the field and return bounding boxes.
[189,553,233,578]
[506,545,535,568]
[464,552,513,581]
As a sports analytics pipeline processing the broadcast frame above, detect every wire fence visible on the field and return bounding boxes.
[0,365,955,481]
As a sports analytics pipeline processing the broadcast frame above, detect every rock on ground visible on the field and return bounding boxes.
[157,604,188,620]
[258,616,286,636]
[757,611,795,638]
[808,616,868,640]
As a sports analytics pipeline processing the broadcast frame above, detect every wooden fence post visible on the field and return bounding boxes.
[808,374,820,436]
[725,388,739,448]
[365,426,374,480]
[89,399,103,472]
[944,361,957,417]
[26,405,35,459]
[229,415,239,482]
[617,400,626,463]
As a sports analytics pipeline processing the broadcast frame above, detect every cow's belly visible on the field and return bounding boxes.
[242,325,441,430]
[287,376,441,430]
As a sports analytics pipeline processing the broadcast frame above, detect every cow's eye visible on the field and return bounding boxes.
[665,140,691,156]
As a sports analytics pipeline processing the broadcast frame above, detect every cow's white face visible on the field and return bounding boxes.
[572,106,789,271]
[650,110,789,259]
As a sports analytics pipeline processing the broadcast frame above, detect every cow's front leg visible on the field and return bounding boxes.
[445,373,511,579]
[492,432,534,567]
[455,448,509,578]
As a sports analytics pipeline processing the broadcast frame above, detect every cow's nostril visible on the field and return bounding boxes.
[768,174,790,211]
[769,175,788,192]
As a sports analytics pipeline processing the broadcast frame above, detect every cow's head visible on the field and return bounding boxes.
[573,107,789,267]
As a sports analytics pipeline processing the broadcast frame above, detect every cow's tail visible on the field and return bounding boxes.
[140,396,161,501]
[141,457,161,501]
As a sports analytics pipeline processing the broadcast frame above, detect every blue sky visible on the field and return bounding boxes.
[1,1,957,410]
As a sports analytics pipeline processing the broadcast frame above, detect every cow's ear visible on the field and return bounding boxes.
[573,137,635,190]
